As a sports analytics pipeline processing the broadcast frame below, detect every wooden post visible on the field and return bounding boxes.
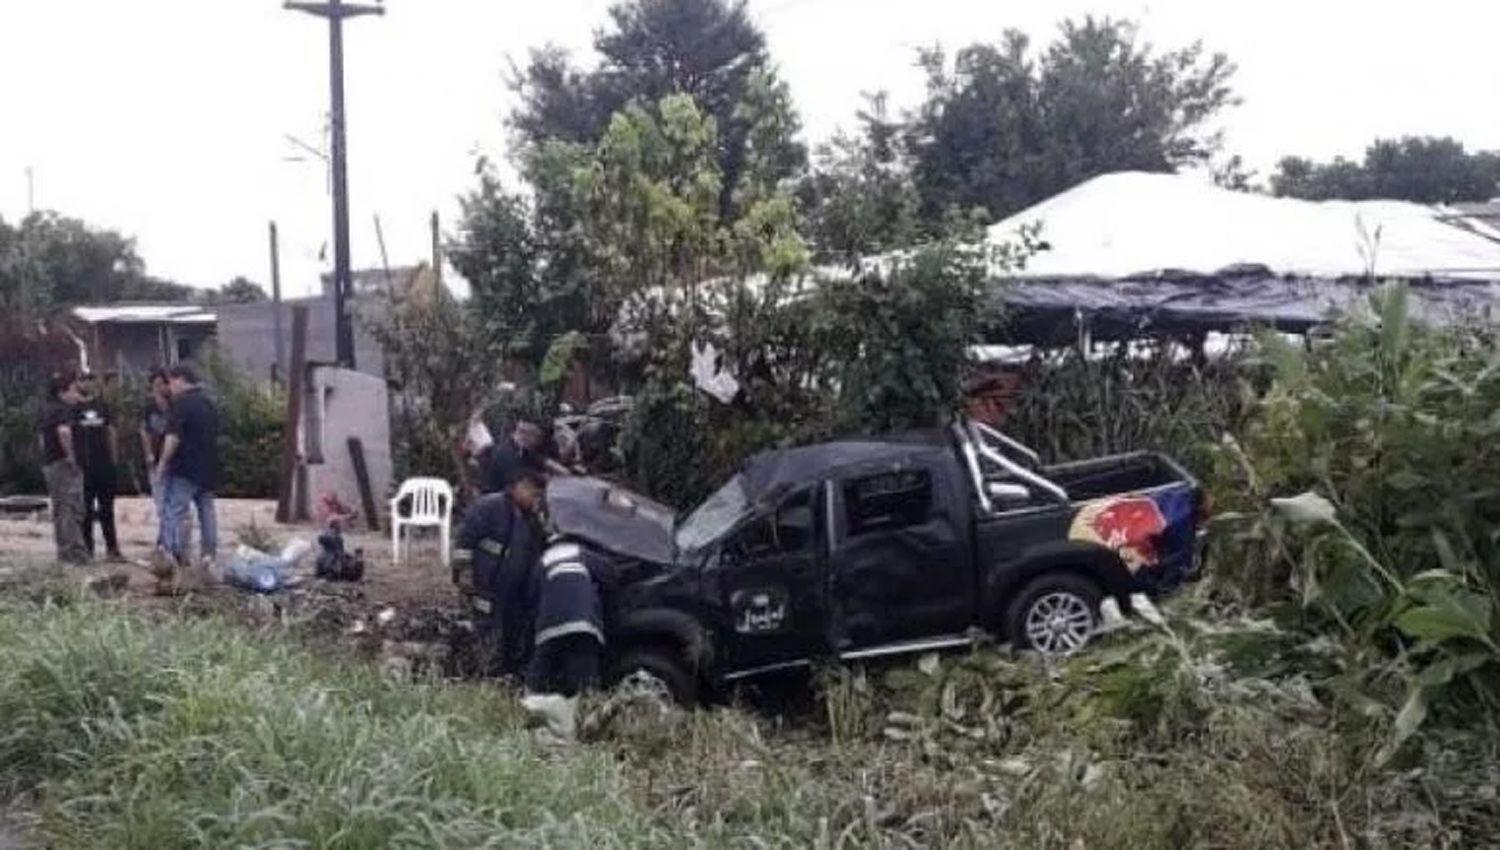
[275,306,310,523]
[348,437,380,532]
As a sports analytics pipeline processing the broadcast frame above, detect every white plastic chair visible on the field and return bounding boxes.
[390,477,454,567]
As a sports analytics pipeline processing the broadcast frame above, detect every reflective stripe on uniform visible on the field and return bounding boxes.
[478,537,506,556]
[453,548,474,564]
[535,620,605,646]
[472,597,493,614]
[546,562,589,581]
[542,543,582,567]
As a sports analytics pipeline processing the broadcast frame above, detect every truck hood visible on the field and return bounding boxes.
[547,476,677,565]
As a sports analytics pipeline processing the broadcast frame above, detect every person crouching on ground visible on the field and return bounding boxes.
[75,371,124,562]
[453,469,547,679]
[38,371,89,566]
[151,363,220,594]
[521,535,609,742]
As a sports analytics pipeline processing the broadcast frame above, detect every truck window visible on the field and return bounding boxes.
[726,489,815,560]
[844,470,932,536]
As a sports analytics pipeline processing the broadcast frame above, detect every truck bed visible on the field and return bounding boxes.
[1044,452,1189,502]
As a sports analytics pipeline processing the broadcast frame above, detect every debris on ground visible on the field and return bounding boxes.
[223,538,312,593]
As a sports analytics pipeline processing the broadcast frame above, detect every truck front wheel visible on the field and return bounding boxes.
[1004,573,1101,656]
[608,646,699,707]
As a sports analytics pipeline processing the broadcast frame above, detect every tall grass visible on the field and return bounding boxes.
[2,586,1495,848]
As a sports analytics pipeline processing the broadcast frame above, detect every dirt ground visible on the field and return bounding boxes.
[0,497,477,675]
[0,496,457,608]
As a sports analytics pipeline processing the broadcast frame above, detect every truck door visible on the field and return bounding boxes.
[710,486,827,674]
[828,464,973,650]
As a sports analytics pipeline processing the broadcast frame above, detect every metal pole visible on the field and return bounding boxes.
[269,221,287,382]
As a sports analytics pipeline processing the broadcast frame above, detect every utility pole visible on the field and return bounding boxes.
[285,0,384,369]
[269,221,287,382]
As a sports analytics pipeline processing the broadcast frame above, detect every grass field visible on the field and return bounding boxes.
[2,563,1496,849]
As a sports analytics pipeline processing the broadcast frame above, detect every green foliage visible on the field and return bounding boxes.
[209,276,268,304]
[1210,284,1500,756]
[197,347,285,499]
[799,93,925,263]
[0,211,190,315]
[366,290,516,488]
[1004,340,1260,468]
[1271,136,1500,202]
[5,587,1496,849]
[908,17,1238,224]
[819,244,992,435]
[510,0,805,222]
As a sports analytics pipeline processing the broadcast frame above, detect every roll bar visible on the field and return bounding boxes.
[955,419,1070,509]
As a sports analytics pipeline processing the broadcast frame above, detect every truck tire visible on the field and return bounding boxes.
[608,646,699,707]
[1004,572,1102,656]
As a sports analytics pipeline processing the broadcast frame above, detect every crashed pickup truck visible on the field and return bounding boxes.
[545,420,1209,703]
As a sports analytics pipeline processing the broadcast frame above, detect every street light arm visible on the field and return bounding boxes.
[284,2,385,17]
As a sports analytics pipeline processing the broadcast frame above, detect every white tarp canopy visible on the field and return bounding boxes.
[984,171,1500,341]
[990,171,1500,280]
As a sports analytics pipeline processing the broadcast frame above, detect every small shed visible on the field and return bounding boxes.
[69,304,217,375]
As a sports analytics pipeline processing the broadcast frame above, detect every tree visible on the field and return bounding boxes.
[1271,136,1500,203]
[365,290,517,489]
[0,212,190,315]
[510,0,806,221]
[799,93,925,263]
[907,17,1238,224]
[215,277,269,304]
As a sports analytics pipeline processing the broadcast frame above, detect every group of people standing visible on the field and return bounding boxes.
[37,363,220,594]
[456,418,604,740]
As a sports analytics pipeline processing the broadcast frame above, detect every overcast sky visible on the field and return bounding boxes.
[2,0,1498,297]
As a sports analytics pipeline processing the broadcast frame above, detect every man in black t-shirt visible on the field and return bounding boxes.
[153,363,220,591]
[37,372,89,565]
[75,372,123,561]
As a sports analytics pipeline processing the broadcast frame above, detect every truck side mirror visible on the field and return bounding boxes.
[986,481,1033,510]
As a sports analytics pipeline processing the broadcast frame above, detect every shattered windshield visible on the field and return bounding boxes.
[674,474,750,552]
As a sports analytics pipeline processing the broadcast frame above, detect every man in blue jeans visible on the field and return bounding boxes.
[151,363,220,595]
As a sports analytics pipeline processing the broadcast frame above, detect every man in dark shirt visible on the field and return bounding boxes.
[138,369,177,550]
[153,363,220,592]
[37,372,89,565]
[74,372,123,561]
[476,420,554,495]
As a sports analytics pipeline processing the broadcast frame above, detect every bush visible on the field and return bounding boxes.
[620,241,996,506]
[197,348,285,498]
[1208,285,1500,756]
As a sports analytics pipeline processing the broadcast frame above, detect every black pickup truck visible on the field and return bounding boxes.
[543,421,1208,703]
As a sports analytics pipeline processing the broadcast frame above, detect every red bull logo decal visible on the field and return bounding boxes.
[1068,495,1168,573]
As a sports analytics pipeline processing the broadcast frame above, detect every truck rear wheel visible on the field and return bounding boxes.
[1004,573,1101,656]
[608,646,699,707]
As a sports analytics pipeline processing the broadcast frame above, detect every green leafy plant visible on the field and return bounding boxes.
[1211,283,1500,759]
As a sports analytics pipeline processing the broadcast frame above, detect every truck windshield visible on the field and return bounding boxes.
[675,474,750,552]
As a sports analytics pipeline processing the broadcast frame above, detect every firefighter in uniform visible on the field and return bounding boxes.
[520,538,608,741]
[452,470,547,677]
